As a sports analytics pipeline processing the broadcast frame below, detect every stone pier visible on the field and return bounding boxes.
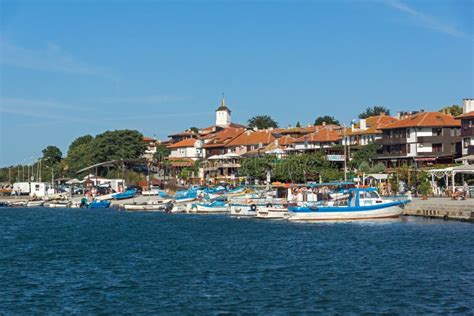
[403,197,474,222]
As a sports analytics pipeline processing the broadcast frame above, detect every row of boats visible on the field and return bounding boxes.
[1,184,411,221]
[120,184,411,221]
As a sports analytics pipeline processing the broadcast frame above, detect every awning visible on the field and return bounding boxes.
[415,157,437,162]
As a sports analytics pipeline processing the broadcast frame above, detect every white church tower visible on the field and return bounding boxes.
[215,97,232,127]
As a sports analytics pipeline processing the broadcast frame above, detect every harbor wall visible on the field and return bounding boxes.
[403,198,474,222]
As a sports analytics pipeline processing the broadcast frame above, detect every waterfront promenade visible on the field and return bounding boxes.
[403,198,473,222]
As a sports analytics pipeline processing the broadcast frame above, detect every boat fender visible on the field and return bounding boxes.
[266,202,273,208]
[250,204,257,212]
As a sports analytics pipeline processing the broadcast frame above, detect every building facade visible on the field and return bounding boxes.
[376,112,461,167]
[456,98,474,157]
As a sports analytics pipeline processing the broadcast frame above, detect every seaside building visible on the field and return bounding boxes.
[375,111,462,167]
[288,126,343,153]
[455,98,474,157]
[343,115,397,147]
[168,138,205,160]
[225,129,277,155]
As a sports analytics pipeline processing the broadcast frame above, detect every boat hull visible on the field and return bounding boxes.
[256,207,289,219]
[288,204,404,221]
[192,205,229,214]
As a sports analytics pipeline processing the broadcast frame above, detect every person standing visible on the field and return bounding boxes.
[463,181,469,200]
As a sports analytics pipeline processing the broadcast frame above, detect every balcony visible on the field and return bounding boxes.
[378,137,407,145]
[417,136,461,143]
[469,146,474,155]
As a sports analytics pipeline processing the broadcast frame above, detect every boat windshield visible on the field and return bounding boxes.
[359,190,380,200]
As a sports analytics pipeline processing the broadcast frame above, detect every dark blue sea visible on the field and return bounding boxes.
[0,208,473,314]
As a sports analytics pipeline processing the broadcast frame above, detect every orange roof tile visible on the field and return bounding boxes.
[455,111,474,119]
[226,130,276,147]
[278,135,296,146]
[203,127,245,148]
[167,138,198,148]
[346,115,398,136]
[294,127,342,143]
[379,112,460,130]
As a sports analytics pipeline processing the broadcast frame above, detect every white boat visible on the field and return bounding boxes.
[26,200,45,207]
[123,199,171,211]
[287,188,409,221]
[95,193,115,201]
[46,201,71,208]
[256,206,289,219]
[191,201,229,214]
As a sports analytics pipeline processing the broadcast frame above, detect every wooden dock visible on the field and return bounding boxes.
[403,198,474,222]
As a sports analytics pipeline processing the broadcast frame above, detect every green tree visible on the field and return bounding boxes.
[359,106,391,119]
[314,115,339,126]
[439,105,463,116]
[247,115,279,129]
[153,144,171,162]
[42,146,62,166]
[67,135,93,155]
[295,121,301,128]
[350,143,381,168]
[65,135,95,176]
[90,130,147,163]
[188,127,199,133]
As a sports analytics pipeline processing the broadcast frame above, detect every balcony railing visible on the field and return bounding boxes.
[461,126,474,137]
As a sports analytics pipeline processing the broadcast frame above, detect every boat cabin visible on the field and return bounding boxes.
[348,188,384,207]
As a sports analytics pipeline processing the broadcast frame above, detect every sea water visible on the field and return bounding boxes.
[0,208,473,314]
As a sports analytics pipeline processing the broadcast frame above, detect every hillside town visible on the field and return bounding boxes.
[1,97,473,204]
[136,97,474,184]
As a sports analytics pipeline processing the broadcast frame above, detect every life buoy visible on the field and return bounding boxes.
[266,202,273,208]
[250,204,257,211]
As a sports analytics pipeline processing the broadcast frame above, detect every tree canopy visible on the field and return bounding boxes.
[90,130,146,163]
[42,146,62,166]
[247,115,279,129]
[439,105,463,116]
[153,144,171,161]
[349,142,381,169]
[359,106,390,119]
[314,115,339,126]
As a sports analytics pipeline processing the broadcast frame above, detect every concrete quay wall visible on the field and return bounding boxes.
[403,198,474,222]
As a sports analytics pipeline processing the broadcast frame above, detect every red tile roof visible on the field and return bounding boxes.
[294,127,342,143]
[455,111,474,119]
[226,130,276,147]
[203,127,245,148]
[278,135,296,146]
[167,138,198,148]
[346,115,398,136]
[379,112,460,129]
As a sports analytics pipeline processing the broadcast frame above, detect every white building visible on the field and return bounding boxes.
[168,138,204,160]
[215,98,232,127]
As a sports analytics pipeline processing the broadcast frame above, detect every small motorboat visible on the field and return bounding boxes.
[287,188,410,221]
[123,199,172,211]
[26,200,45,207]
[256,206,289,219]
[191,200,229,214]
[112,190,137,200]
[87,200,111,209]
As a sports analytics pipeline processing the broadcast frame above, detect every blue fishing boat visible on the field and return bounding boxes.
[87,200,111,209]
[287,188,410,221]
[112,189,137,200]
[192,200,229,213]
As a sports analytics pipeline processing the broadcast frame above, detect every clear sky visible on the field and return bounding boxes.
[0,0,472,166]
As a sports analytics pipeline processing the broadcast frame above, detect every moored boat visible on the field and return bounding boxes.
[256,206,289,219]
[87,200,111,209]
[287,188,409,221]
[191,200,229,214]
[26,200,45,207]
[112,190,137,200]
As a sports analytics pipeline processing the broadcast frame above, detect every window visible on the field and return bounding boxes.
[407,144,411,154]
[406,129,410,138]
[432,128,442,136]
[433,143,443,153]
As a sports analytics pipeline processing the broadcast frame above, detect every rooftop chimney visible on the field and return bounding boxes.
[360,119,367,130]
[463,98,474,113]
[322,121,326,126]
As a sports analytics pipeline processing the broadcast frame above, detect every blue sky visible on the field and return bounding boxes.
[0,0,472,166]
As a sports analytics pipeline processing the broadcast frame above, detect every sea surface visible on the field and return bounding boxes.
[0,208,473,314]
